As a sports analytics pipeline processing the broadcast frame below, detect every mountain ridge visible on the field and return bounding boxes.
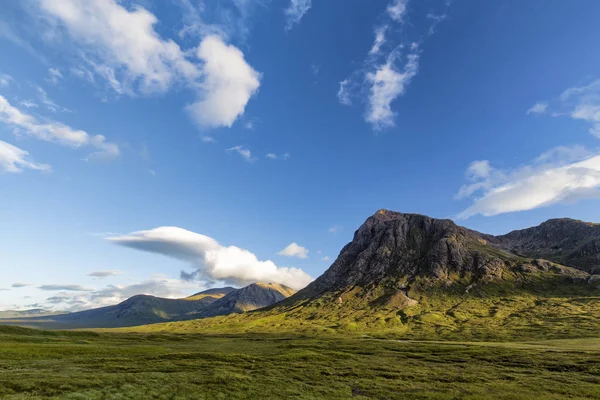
[0,284,294,329]
[125,210,600,340]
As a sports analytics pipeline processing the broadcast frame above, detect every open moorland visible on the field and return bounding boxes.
[0,326,599,400]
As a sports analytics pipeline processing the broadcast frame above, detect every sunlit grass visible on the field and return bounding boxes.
[0,326,599,399]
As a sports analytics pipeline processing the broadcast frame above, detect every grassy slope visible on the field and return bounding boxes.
[0,326,599,400]
[119,274,600,341]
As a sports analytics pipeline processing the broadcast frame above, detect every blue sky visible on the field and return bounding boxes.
[1,0,600,311]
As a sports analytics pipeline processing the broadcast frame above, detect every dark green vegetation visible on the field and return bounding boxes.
[1,326,599,400]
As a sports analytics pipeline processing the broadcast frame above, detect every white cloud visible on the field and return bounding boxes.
[187,35,261,128]
[107,227,313,290]
[11,283,31,288]
[366,51,419,130]
[0,140,51,173]
[456,146,600,218]
[527,102,548,115]
[88,270,122,278]
[37,1,260,129]
[38,0,200,94]
[0,95,119,159]
[277,242,309,259]
[38,284,94,291]
[369,26,387,55]
[284,0,312,31]
[201,136,216,143]
[46,68,63,84]
[321,256,330,262]
[387,0,409,22]
[226,145,256,162]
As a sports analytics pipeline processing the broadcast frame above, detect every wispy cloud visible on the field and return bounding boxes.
[455,146,600,218]
[0,73,13,87]
[337,79,353,106]
[387,0,409,22]
[88,270,122,278]
[265,152,290,160]
[338,0,448,130]
[227,145,256,163]
[107,228,312,290]
[369,26,387,55]
[527,102,548,115]
[11,283,31,288]
[277,242,309,259]
[284,0,312,31]
[18,100,38,108]
[201,136,216,144]
[328,225,343,233]
[46,68,63,85]
[0,95,119,159]
[38,284,95,292]
[35,86,71,113]
[45,276,203,311]
[532,79,600,138]
[0,140,50,173]
[366,51,419,130]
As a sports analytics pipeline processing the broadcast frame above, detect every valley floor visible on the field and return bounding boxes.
[0,326,599,400]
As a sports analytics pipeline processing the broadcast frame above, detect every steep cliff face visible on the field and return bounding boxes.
[296,210,590,301]
[494,218,600,273]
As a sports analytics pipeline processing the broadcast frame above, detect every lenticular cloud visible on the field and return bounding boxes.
[107,227,312,290]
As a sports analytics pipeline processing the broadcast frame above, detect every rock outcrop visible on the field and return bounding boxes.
[295,210,592,301]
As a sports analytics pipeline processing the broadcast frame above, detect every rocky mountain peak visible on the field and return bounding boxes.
[296,210,593,300]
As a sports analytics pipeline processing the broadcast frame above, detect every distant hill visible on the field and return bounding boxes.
[126,210,600,340]
[197,283,296,318]
[0,285,293,330]
[492,218,600,273]
[0,309,68,319]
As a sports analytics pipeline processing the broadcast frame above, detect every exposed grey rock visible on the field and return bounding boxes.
[492,218,600,273]
[295,210,593,300]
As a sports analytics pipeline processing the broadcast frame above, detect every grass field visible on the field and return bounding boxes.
[0,326,599,399]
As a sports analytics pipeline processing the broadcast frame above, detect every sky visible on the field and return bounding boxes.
[1,0,600,312]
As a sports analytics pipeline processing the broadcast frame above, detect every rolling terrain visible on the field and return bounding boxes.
[0,284,295,329]
[2,210,600,399]
[124,210,600,340]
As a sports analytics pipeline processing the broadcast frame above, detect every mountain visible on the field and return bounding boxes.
[186,287,236,300]
[0,309,68,319]
[198,283,296,318]
[0,284,294,330]
[492,218,600,273]
[130,210,600,340]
